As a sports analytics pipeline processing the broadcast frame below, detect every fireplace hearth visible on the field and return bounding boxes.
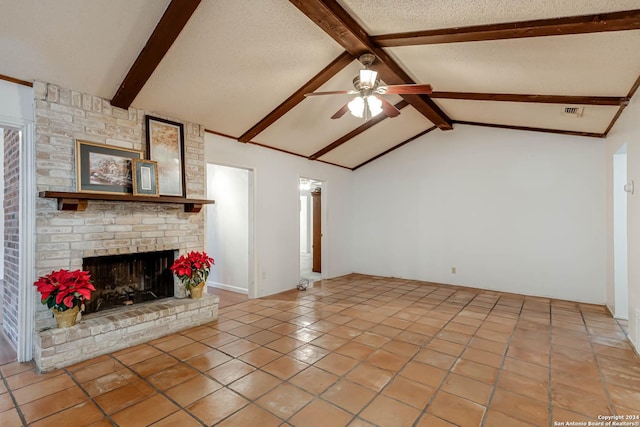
[82,250,176,314]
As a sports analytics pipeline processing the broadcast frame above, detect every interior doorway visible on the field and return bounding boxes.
[0,128,4,328]
[1,121,34,363]
[299,177,323,282]
[613,145,629,319]
[206,164,255,296]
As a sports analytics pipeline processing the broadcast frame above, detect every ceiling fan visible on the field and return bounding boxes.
[304,53,433,121]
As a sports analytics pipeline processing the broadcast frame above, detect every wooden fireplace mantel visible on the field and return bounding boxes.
[39,191,215,213]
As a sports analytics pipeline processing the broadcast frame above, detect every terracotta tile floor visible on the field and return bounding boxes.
[0,328,16,366]
[1,274,639,426]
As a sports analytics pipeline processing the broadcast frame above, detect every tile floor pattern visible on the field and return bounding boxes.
[1,274,639,426]
[0,329,16,366]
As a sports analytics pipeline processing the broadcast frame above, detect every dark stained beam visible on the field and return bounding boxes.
[203,128,351,169]
[289,0,452,130]
[111,0,201,109]
[604,72,640,136]
[204,128,238,140]
[430,92,628,106]
[0,74,32,87]
[248,141,351,169]
[316,159,352,169]
[627,72,640,99]
[604,105,628,137]
[352,126,437,171]
[247,141,310,159]
[309,100,409,160]
[454,120,605,138]
[238,51,353,142]
[373,9,640,47]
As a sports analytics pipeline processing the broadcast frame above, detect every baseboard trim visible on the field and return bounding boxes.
[207,281,249,295]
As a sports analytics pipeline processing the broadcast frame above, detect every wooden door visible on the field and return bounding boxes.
[311,190,321,273]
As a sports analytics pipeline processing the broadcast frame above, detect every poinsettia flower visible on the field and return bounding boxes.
[33,269,95,312]
[63,294,75,308]
[55,290,69,305]
[170,251,214,290]
[76,288,92,300]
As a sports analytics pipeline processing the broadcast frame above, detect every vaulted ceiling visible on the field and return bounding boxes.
[1,0,639,170]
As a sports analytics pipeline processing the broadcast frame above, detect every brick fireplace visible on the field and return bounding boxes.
[32,81,218,372]
[82,250,176,314]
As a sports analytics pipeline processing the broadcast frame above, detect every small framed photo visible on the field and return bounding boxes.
[145,115,186,197]
[76,140,142,194]
[132,159,159,197]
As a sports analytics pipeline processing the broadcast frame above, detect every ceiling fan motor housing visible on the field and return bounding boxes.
[358,53,376,67]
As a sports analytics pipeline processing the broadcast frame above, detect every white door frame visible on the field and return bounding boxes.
[298,176,327,280]
[613,145,629,320]
[0,115,36,361]
[205,162,257,298]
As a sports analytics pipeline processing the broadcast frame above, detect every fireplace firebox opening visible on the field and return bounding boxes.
[82,250,176,314]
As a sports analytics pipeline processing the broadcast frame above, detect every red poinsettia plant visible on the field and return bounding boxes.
[34,269,95,312]
[170,251,214,291]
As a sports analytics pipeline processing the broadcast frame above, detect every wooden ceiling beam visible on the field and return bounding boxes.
[429,92,629,106]
[604,72,640,136]
[289,0,452,130]
[373,9,640,47]
[0,73,32,88]
[238,51,353,142]
[309,100,409,160]
[454,120,605,138]
[111,0,201,109]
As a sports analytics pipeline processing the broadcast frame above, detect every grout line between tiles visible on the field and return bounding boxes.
[0,367,29,426]
[473,295,523,427]
[579,305,618,418]
[16,275,640,426]
[63,365,117,426]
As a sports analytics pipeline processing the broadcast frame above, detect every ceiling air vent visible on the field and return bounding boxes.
[563,106,584,117]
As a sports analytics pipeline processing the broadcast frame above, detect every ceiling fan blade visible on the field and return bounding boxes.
[304,90,357,97]
[331,102,350,119]
[376,84,433,95]
[378,97,401,118]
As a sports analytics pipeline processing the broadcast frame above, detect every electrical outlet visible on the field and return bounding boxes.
[451,267,456,274]
[261,272,266,280]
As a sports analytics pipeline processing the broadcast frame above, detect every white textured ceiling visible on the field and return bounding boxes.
[0,0,169,99]
[0,0,638,169]
[338,0,640,34]
[133,0,344,137]
[436,100,619,133]
[256,61,405,157]
[318,107,434,168]
[388,31,640,96]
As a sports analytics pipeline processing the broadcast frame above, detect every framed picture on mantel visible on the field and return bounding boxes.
[132,159,159,197]
[145,115,186,197]
[76,140,142,194]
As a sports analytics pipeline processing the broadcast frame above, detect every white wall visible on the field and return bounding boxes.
[606,95,640,353]
[612,148,628,319]
[206,164,250,293]
[299,194,309,252]
[0,80,33,120]
[204,133,353,298]
[352,124,607,304]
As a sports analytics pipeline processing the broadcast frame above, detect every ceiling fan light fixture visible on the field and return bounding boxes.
[347,95,383,119]
[348,96,365,118]
[359,69,378,89]
[367,95,383,117]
